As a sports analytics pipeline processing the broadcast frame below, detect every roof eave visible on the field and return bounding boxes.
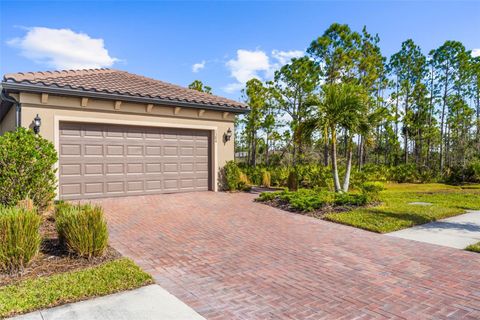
[1,81,250,114]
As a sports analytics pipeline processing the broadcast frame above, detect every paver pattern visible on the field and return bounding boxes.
[97,192,480,320]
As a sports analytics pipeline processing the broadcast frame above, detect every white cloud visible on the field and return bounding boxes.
[7,27,118,69]
[226,49,270,83]
[192,60,206,73]
[271,49,304,66]
[223,49,304,93]
[472,49,480,58]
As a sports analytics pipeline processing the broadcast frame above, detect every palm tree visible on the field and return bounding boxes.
[320,83,368,192]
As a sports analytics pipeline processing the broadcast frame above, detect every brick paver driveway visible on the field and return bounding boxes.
[98,192,480,319]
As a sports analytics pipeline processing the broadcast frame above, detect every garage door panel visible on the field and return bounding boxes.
[84,126,103,137]
[59,122,211,199]
[106,163,125,175]
[146,180,162,191]
[84,144,104,156]
[106,181,125,193]
[61,144,82,156]
[61,183,82,197]
[84,182,104,195]
[60,126,82,137]
[126,145,144,156]
[145,146,162,156]
[60,163,82,176]
[106,145,124,156]
[84,163,104,175]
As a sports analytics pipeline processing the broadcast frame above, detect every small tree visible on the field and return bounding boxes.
[320,83,368,192]
[0,128,58,210]
[188,80,212,94]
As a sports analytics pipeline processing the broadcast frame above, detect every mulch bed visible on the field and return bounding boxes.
[0,214,121,287]
[258,198,355,218]
[258,197,380,219]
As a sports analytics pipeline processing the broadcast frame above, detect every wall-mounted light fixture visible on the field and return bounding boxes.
[33,114,41,134]
[224,127,232,142]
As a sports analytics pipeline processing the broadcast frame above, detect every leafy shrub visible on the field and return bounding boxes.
[56,203,109,259]
[279,189,334,212]
[239,172,251,190]
[0,206,41,272]
[256,191,282,202]
[390,164,418,183]
[0,128,58,210]
[297,164,332,189]
[223,161,250,191]
[471,160,480,181]
[261,170,271,188]
[360,181,385,203]
[270,166,290,186]
[334,193,367,206]
[444,162,480,184]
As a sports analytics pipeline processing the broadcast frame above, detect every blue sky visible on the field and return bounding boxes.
[1,1,479,100]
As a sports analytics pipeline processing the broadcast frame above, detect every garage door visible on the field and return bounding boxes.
[58,122,211,200]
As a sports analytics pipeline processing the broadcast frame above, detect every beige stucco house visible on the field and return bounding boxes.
[0,69,248,200]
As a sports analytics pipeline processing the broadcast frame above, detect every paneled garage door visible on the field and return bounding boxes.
[58,122,211,200]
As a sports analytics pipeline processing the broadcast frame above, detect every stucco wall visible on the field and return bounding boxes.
[19,92,236,192]
[0,105,16,135]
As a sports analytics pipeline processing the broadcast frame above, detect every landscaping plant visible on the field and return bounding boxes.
[257,188,371,213]
[0,128,57,210]
[0,206,41,273]
[223,160,250,191]
[359,181,385,203]
[56,203,109,259]
[261,170,271,188]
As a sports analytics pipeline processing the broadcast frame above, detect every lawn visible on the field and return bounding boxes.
[0,258,153,318]
[324,183,480,233]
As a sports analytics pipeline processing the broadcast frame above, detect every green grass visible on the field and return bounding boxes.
[466,242,480,253]
[324,183,480,233]
[0,258,153,318]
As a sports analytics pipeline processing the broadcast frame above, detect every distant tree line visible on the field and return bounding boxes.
[234,23,480,186]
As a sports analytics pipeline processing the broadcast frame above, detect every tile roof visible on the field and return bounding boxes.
[2,69,248,111]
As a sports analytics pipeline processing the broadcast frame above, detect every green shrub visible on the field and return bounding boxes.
[223,161,247,191]
[270,166,290,186]
[471,160,480,181]
[261,170,271,188]
[334,193,367,206]
[279,189,334,212]
[56,203,108,259]
[0,207,41,272]
[0,128,58,210]
[360,181,385,203]
[390,164,419,183]
[256,191,282,202]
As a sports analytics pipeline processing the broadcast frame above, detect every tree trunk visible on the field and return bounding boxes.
[439,68,449,172]
[265,134,269,166]
[251,131,257,167]
[358,135,364,171]
[342,137,353,192]
[331,127,341,192]
[323,126,329,166]
[404,91,409,164]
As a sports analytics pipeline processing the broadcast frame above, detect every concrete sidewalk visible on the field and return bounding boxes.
[387,210,480,249]
[10,285,205,320]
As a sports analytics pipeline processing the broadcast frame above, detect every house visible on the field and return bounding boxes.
[0,69,248,200]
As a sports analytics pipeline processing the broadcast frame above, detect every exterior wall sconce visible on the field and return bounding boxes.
[33,114,42,134]
[224,127,232,142]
